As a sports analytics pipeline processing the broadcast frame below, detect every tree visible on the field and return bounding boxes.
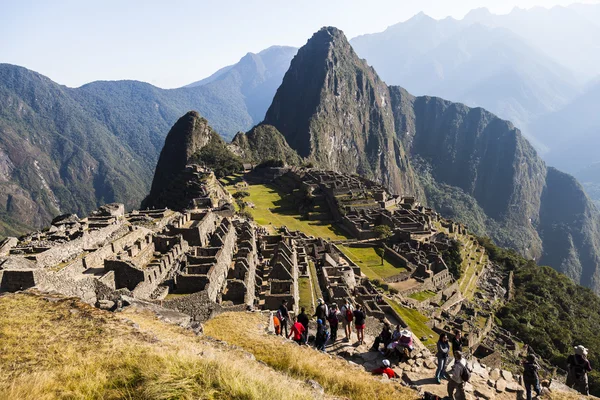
[233,191,250,199]
[374,225,392,240]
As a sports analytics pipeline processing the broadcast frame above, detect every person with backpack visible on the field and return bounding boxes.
[288,315,306,345]
[522,354,541,400]
[297,307,310,344]
[435,333,450,384]
[447,351,470,400]
[567,345,592,395]
[327,303,340,343]
[340,299,354,342]
[371,322,392,352]
[353,304,366,345]
[276,299,289,337]
[315,319,329,352]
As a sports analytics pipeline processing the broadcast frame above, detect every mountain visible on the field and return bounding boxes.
[230,124,302,165]
[0,47,295,237]
[350,17,580,137]
[260,27,420,196]
[237,26,600,293]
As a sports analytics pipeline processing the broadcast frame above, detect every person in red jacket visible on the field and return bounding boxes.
[372,359,397,379]
[288,315,306,345]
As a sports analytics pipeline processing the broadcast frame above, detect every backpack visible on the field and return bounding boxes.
[328,310,339,326]
[345,307,353,322]
[461,365,471,382]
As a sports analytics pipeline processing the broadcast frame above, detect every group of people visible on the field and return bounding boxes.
[274,298,367,351]
[371,322,415,362]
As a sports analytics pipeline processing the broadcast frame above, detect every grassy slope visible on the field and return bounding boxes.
[339,245,407,280]
[385,298,436,343]
[0,292,327,400]
[204,312,415,400]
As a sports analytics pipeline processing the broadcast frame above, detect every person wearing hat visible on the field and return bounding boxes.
[371,359,398,379]
[567,345,592,395]
[522,354,541,400]
[447,351,470,400]
[315,318,329,352]
[313,298,329,323]
[397,329,414,362]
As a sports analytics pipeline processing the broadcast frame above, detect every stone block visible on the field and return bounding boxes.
[495,378,507,392]
[501,369,513,382]
[490,368,501,381]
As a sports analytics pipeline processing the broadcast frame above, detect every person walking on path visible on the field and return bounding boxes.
[315,319,329,352]
[447,351,470,400]
[297,307,310,344]
[314,298,329,322]
[435,333,450,383]
[451,330,463,359]
[522,354,541,400]
[327,303,340,343]
[567,345,592,395]
[288,316,306,345]
[276,299,289,337]
[340,299,354,342]
[353,304,366,345]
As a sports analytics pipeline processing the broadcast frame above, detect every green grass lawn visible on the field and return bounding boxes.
[228,183,350,240]
[386,298,436,348]
[298,277,314,314]
[339,246,407,280]
[408,290,437,302]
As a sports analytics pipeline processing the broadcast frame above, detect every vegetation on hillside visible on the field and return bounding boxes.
[478,237,600,395]
[0,292,322,400]
[193,134,244,178]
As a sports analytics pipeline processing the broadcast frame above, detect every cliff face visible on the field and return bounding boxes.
[144,111,216,208]
[242,26,600,293]
[263,27,419,196]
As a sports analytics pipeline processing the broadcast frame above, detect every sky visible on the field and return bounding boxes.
[1,0,598,88]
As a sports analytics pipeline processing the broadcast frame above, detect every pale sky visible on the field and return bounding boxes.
[0,0,598,88]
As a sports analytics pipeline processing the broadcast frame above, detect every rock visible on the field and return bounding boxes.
[490,368,501,381]
[415,358,424,367]
[360,351,381,362]
[505,381,522,392]
[97,299,115,310]
[474,386,496,399]
[495,378,507,392]
[306,379,324,395]
[464,382,473,392]
[487,379,495,388]
[424,359,437,369]
[407,358,416,366]
[501,369,513,382]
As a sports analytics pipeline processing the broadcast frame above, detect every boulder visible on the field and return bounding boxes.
[424,359,437,369]
[360,351,381,362]
[501,369,513,382]
[474,386,496,400]
[415,358,424,367]
[490,368,501,381]
[495,378,507,392]
[505,381,522,392]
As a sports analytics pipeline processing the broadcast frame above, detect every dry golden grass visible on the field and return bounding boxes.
[0,292,326,400]
[204,312,417,400]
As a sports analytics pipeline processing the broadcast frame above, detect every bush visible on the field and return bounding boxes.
[371,279,381,286]
[380,283,389,291]
[233,191,250,199]
[257,159,285,168]
[389,288,399,295]
[238,210,253,221]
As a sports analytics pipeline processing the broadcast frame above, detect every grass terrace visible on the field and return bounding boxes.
[408,290,437,302]
[339,245,407,280]
[298,276,314,314]
[204,312,415,400]
[385,298,436,347]
[225,180,350,240]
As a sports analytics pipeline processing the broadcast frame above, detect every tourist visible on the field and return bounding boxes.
[370,322,392,352]
[314,298,329,322]
[277,299,289,337]
[567,345,592,395]
[522,354,541,400]
[451,330,463,359]
[327,303,340,343]
[297,307,310,344]
[447,351,470,400]
[435,333,450,384]
[288,315,306,345]
[384,325,402,357]
[396,329,414,362]
[371,359,397,379]
[315,319,329,352]
[353,304,366,345]
[340,299,354,341]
